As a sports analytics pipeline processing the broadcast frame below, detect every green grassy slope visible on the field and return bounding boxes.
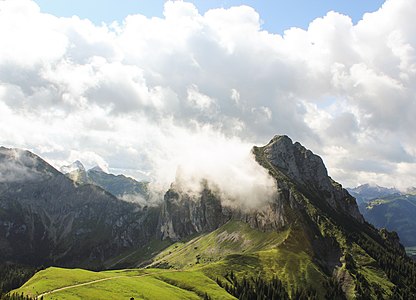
[13,267,235,300]
[150,220,289,269]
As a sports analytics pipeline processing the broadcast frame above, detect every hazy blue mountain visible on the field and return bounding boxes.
[359,194,416,247]
[347,183,401,204]
[87,167,148,202]
[60,162,149,203]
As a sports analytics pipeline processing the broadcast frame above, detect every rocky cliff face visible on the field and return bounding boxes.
[158,186,226,240]
[0,147,158,269]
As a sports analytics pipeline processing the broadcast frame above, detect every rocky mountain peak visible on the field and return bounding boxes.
[262,135,332,191]
[255,135,364,223]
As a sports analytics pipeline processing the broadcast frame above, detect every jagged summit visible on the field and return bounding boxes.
[60,160,88,183]
[59,160,148,201]
[261,135,330,188]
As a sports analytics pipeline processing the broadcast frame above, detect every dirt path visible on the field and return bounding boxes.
[36,275,125,299]
[36,270,177,299]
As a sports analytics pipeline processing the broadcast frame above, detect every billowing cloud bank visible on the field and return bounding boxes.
[0,0,415,193]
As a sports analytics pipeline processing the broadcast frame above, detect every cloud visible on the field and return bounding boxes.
[144,123,276,209]
[0,0,415,196]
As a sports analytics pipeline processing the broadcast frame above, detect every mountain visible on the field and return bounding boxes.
[0,147,159,269]
[60,162,148,203]
[3,136,416,299]
[347,184,401,204]
[152,136,416,298]
[359,194,416,247]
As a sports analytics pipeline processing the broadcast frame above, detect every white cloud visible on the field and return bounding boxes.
[0,0,415,196]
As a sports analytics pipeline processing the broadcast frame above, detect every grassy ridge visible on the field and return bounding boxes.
[150,220,289,269]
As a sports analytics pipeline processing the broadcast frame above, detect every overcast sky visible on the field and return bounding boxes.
[1,0,415,190]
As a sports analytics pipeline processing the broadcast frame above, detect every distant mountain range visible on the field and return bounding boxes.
[60,161,149,204]
[347,184,416,248]
[1,137,416,299]
[347,184,401,204]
